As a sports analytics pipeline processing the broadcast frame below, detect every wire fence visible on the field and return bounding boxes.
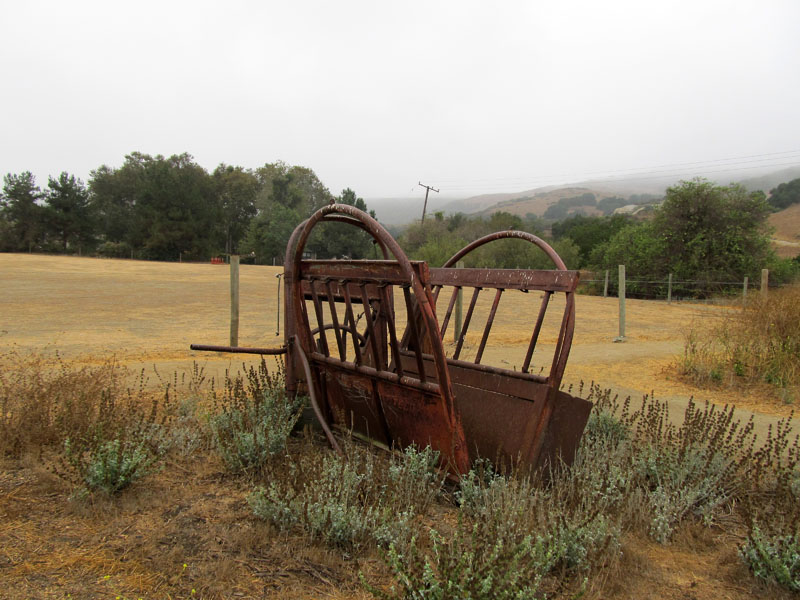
[576,269,791,302]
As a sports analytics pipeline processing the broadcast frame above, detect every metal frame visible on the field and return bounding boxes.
[192,204,593,476]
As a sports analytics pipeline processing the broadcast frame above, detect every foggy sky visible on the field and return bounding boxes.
[2,0,799,200]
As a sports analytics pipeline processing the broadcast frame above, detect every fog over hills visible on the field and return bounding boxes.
[368,165,800,225]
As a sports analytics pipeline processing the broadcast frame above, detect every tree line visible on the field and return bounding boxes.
[2,153,797,295]
[0,152,375,263]
[400,179,798,294]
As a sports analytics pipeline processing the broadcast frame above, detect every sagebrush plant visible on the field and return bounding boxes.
[677,284,800,393]
[368,518,555,600]
[64,432,162,495]
[740,526,800,591]
[249,440,442,552]
[209,360,302,474]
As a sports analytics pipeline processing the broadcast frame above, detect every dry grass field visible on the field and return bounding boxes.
[1,253,797,600]
[1,253,789,416]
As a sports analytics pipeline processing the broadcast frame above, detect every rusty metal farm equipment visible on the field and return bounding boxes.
[192,203,592,477]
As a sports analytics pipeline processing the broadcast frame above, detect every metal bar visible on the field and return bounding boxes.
[402,285,428,384]
[454,287,481,360]
[359,283,384,371]
[429,267,579,292]
[324,279,346,360]
[439,286,460,340]
[379,284,404,378]
[398,349,548,386]
[190,344,287,355]
[432,284,442,303]
[294,337,343,456]
[309,279,330,356]
[302,260,428,285]
[475,288,503,365]
[310,352,441,395]
[522,291,552,373]
[341,282,363,366]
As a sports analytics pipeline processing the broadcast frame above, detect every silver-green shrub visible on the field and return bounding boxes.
[209,362,301,474]
[740,526,800,591]
[249,443,442,552]
[64,435,161,495]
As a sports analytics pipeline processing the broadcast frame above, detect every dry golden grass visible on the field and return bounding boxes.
[1,253,749,407]
[2,253,798,599]
[769,203,800,258]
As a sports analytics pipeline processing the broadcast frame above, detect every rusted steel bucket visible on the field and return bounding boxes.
[193,203,593,476]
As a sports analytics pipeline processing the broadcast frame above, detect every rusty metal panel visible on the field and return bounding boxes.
[374,380,470,474]
[322,369,391,446]
[452,381,548,467]
[534,390,593,470]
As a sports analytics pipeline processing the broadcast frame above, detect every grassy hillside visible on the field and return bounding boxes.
[769,203,800,258]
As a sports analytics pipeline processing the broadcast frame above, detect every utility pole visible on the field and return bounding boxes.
[418,182,439,223]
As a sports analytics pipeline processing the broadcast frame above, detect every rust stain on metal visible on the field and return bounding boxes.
[191,204,593,477]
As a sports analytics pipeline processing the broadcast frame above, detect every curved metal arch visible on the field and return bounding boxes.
[442,230,568,271]
[285,203,463,444]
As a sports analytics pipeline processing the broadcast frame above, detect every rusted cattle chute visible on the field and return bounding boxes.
[192,203,592,476]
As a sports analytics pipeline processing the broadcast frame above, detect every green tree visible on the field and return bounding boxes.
[768,177,800,210]
[44,172,94,252]
[213,164,259,255]
[552,214,631,267]
[244,163,335,263]
[306,188,377,259]
[1,171,44,252]
[90,152,220,261]
[592,179,776,286]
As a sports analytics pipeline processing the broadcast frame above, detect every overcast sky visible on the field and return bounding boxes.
[2,0,799,200]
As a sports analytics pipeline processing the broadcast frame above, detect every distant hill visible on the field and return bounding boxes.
[368,164,800,226]
[738,166,800,193]
[367,196,454,225]
[768,203,800,259]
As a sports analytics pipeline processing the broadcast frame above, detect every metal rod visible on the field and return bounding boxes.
[475,288,503,365]
[402,285,427,384]
[379,284,404,378]
[190,344,287,355]
[294,337,343,456]
[440,286,460,340]
[310,351,441,395]
[522,291,552,373]
[341,282,363,366]
[453,287,481,360]
[324,279,346,360]
[309,279,330,356]
[359,283,384,371]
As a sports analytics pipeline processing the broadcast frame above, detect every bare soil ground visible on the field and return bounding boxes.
[1,253,795,599]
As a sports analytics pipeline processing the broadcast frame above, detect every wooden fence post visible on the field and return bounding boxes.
[667,273,673,304]
[454,260,464,343]
[603,269,609,298]
[761,269,769,298]
[743,276,748,301]
[615,264,626,341]
[230,255,240,347]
